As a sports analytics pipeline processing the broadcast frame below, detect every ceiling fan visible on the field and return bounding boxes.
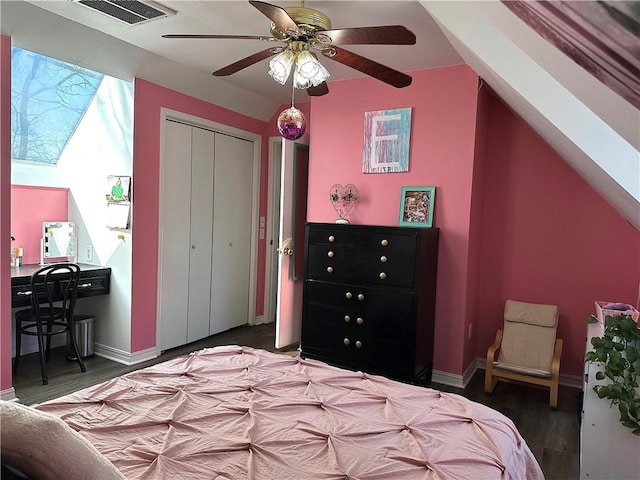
[163,0,416,97]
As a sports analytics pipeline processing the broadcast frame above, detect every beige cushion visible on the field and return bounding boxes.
[0,400,125,480]
[497,300,558,373]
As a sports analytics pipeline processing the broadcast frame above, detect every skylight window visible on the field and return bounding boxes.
[11,47,104,164]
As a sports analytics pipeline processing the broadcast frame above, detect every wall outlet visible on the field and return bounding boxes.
[468,323,473,340]
[84,245,93,262]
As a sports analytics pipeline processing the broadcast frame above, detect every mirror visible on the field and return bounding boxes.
[43,222,76,258]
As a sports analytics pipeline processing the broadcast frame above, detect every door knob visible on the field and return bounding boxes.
[191,245,196,249]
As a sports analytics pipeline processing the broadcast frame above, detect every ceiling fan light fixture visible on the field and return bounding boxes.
[293,50,330,90]
[295,50,320,78]
[268,49,295,85]
[293,58,329,89]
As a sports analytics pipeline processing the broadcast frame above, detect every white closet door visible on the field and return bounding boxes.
[160,121,192,350]
[187,127,215,342]
[210,133,253,334]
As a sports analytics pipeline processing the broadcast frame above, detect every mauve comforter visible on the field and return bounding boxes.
[37,346,543,479]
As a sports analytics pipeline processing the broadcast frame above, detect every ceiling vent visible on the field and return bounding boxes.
[71,0,176,26]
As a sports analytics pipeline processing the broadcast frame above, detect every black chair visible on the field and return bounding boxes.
[13,263,86,385]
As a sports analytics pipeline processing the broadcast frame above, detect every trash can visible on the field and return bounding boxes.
[66,315,95,360]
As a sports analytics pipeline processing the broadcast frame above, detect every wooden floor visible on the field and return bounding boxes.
[12,322,581,479]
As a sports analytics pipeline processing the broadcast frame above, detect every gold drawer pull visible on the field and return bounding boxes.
[380,255,387,263]
[381,239,388,247]
[327,266,334,273]
[357,293,365,301]
[344,315,351,322]
[379,272,387,280]
[328,235,335,243]
[343,338,350,346]
[327,251,334,258]
[345,292,353,299]
[355,340,363,348]
[356,317,364,325]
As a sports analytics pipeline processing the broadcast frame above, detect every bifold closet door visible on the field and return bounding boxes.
[187,127,215,343]
[160,121,192,350]
[210,133,253,334]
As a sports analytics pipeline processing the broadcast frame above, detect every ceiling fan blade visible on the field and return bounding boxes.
[319,26,416,45]
[163,34,273,41]
[213,48,277,76]
[249,1,302,36]
[307,82,329,96]
[322,46,412,88]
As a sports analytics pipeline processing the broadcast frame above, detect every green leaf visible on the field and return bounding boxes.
[589,312,640,435]
[619,403,629,421]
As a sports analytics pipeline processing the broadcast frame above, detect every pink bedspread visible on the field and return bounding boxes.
[37,346,543,479]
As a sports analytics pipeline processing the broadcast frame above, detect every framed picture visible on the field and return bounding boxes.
[362,107,412,173]
[398,186,435,227]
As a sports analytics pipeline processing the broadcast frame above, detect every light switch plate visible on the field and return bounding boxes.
[85,245,93,262]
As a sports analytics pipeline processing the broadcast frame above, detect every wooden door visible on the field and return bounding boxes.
[209,133,253,334]
[275,138,309,349]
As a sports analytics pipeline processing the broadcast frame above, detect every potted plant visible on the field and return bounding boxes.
[585,312,640,435]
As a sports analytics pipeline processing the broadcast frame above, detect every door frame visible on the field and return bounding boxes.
[156,108,261,356]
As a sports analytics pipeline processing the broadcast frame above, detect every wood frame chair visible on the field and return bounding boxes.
[484,299,563,409]
[13,263,86,385]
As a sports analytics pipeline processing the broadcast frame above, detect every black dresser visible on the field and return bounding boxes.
[301,222,439,383]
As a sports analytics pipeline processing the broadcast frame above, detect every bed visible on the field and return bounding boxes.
[29,345,542,479]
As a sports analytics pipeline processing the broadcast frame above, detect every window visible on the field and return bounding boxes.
[11,47,104,164]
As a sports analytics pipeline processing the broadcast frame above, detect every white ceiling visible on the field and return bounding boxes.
[1,0,638,229]
[4,0,463,107]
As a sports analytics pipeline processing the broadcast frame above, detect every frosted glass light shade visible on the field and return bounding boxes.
[277,107,306,140]
[293,52,330,89]
[295,50,320,79]
[268,49,295,85]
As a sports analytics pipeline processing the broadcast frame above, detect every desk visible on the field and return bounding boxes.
[11,263,111,308]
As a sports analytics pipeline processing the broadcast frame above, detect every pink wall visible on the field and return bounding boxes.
[476,97,640,377]
[307,66,480,375]
[463,83,491,370]
[1,35,11,393]
[131,79,269,352]
[10,186,68,264]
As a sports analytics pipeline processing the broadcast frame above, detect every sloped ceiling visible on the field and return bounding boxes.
[1,0,638,229]
[421,0,638,231]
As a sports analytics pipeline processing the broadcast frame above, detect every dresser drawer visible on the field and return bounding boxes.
[58,269,110,298]
[304,280,415,337]
[11,281,34,308]
[307,245,417,288]
[302,313,414,377]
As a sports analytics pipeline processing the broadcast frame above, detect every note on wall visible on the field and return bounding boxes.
[106,175,131,229]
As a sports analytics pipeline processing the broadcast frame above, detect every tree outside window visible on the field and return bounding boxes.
[11,47,104,164]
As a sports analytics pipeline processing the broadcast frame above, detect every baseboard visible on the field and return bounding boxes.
[94,343,158,366]
[432,358,481,389]
[433,357,583,391]
[1,387,17,401]
[559,373,583,390]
